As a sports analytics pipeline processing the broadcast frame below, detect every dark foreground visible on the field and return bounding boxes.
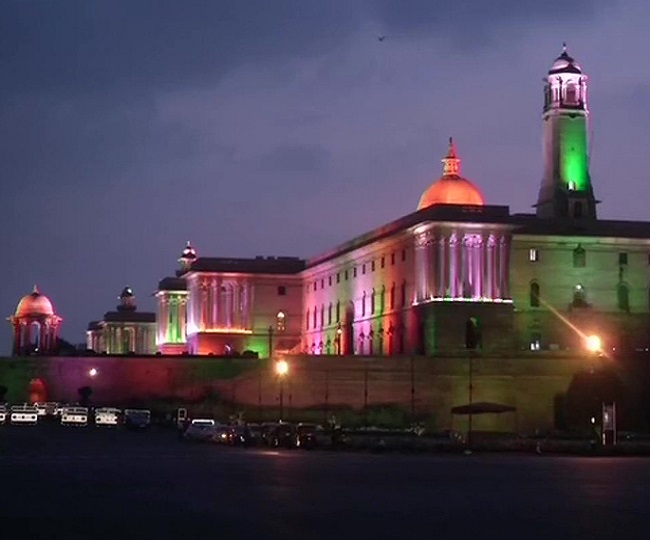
[2,425,650,540]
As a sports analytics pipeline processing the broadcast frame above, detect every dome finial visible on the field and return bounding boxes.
[562,41,567,53]
[32,284,39,295]
[442,137,461,176]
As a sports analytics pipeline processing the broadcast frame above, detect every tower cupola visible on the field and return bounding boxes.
[536,45,598,220]
[178,241,197,272]
[117,286,137,312]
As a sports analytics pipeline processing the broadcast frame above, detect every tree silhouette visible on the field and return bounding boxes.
[77,386,93,407]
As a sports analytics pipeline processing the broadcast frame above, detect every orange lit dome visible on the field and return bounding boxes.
[15,286,55,317]
[417,138,485,210]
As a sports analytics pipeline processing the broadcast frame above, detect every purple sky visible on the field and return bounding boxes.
[1,1,649,352]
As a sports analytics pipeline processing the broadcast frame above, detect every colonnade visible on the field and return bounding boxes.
[414,230,510,302]
[187,277,253,332]
[157,293,187,345]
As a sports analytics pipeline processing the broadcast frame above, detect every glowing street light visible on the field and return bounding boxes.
[88,368,98,377]
[275,360,289,421]
[585,335,602,353]
[276,360,289,376]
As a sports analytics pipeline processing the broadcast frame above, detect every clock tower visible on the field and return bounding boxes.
[536,45,598,220]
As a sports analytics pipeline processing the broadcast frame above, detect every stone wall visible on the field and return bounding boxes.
[0,352,641,433]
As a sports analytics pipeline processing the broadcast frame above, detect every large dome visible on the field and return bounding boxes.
[417,138,485,210]
[14,286,55,318]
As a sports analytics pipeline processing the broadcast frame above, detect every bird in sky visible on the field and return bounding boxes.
[378,35,386,42]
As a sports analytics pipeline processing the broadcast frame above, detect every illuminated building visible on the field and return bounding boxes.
[8,286,62,355]
[19,46,631,358]
[86,287,156,354]
[146,46,650,356]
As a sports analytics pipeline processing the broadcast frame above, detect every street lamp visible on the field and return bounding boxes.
[275,360,289,421]
[336,325,342,355]
[585,335,602,354]
[88,368,98,378]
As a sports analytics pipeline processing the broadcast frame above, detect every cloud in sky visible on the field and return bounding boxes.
[0,0,647,350]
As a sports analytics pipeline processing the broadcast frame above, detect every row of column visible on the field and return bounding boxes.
[415,231,510,301]
[12,320,59,354]
[187,277,253,332]
[157,294,187,345]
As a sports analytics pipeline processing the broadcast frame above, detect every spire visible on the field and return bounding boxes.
[442,137,461,177]
[32,284,39,295]
[562,42,567,53]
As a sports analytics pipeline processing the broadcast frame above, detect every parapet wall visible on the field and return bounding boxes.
[0,353,630,433]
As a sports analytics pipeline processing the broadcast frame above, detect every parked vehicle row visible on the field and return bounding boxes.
[181,420,330,449]
[0,402,152,429]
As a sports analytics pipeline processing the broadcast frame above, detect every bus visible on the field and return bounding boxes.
[60,406,89,426]
[10,404,39,425]
[95,408,121,426]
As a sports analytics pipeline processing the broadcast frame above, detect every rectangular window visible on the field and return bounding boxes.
[313,282,317,292]
[353,267,357,278]
[320,306,324,328]
[371,292,375,314]
[312,309,317,328]
[277,285,287,296]
[336,273,340,284]
[529,248,539,262]
[306,310,310,330]
[327,304,332,325]
[381,257,385,269]
[328,276,332,286]
[336,302,340,323]
[345,270,349,280]
[371,261,375,272]
[362,264,366,275]
[400,282,406,307]
[391,253,395,266]
[401,249,406,262]
[390,285,395,310]
[619,253,628,266]
[320,279,324,289]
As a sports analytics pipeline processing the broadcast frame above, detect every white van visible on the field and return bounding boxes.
[60,406,89,426]
[95,407,121,426]
[10,404,39,425]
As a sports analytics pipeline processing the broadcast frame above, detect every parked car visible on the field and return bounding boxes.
[268,423,298,449]
[124,409,151,430]
[95,407,121,426]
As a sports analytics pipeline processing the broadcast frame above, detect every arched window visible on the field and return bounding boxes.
[573,245,586,268]
[380,286,386,313]
[327,303,332,326]
[370,289,376,315]
[565,83,577,105]
[276,311,286,332]
[335,301,340,323]
[617,283,630,312]
[530,282,540,307]
[305,309,310,330]
[390,283,395,310]
[362,292,367,317]
[572,284,588,308]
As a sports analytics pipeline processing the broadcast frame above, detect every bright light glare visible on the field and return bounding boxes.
[585,335,602,353]
[89,368,98,377]
[275,360,289,376]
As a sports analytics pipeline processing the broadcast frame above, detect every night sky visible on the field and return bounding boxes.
[1,1,649,352]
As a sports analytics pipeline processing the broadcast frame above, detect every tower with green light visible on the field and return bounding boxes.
[536,45,598,220]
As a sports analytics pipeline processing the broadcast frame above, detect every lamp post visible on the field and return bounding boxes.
[336,325,342,355]
[275,359,289,421]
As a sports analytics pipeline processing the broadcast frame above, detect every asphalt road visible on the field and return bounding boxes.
[1,424,650,539]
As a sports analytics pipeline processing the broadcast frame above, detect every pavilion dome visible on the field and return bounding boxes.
[14,286,55,318]
[417,138,485,210]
